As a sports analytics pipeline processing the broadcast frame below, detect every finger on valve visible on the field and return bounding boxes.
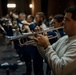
[34,26,41,32]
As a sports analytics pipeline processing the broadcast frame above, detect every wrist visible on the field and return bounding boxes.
[44,43,50,49]
[44,46,48,49]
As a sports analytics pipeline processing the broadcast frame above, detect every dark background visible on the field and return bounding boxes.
[0,0,76,17]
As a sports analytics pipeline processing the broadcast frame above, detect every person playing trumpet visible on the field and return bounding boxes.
[45,14,65,75]
[34,6,76,75]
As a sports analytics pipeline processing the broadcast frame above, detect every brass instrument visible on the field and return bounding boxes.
[18,35,58,46]
[6,26,64,46]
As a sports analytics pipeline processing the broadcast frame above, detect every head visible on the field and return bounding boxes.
[63,6,76,36]
[35,12,45,24]
[49,15,53,21]
[52,14,64,28]
[27,15,34,23]
[19,13,26,21]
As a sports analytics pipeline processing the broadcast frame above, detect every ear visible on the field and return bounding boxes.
[40,17,43,21]
[58,22,62,27]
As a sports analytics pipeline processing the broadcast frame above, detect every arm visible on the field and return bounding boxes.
[34,34,76,75]
[45,41,76,75]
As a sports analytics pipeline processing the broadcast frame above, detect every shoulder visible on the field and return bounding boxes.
[57,35,68,43]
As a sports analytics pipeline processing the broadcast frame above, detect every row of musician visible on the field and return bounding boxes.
[0,12,65,75]
[0,12,65,45]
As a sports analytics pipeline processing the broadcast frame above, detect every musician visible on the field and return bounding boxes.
[22,15,35,33]
[34,6,76,75]
[2,18,14,49]
[12,13,32,75]
[29,12,47,31]
[53,14,65,37]
[27,15,34,24]
[13,12,44,75]
[46,14,65,75]
[17,13,46,75]
[28,12,46,75]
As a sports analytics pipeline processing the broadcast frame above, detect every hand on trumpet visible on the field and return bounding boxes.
[33,26,50,48]
[34,26,42,32]
[34,26,47,36]
[34,34,50,48]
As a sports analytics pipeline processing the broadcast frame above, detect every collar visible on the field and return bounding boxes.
[68,35,76,42]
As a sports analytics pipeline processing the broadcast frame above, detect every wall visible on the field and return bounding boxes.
[31,0,41,16]
[8,0,31,15]
[0,0,76,17]
[47,0,76,17]
[0,0,8,16]
[0,0,2,16]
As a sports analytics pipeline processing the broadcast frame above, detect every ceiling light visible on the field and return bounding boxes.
[29,4,33,8]
[7,3,16,8]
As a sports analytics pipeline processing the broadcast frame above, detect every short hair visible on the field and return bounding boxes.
[36,12,45,20]
[19,13,26,18]
[64,6,76,20]
[28,15,34,21]
[54,14,64,22]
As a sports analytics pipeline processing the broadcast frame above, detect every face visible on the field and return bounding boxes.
[19,15,25,21]
[27,16,32,23]
[63,12,75,36]
[35,15,42,24]
[52,19,61,28]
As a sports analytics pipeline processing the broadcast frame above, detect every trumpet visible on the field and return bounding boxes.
[18,35,58,46]
[6,26,64,46]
